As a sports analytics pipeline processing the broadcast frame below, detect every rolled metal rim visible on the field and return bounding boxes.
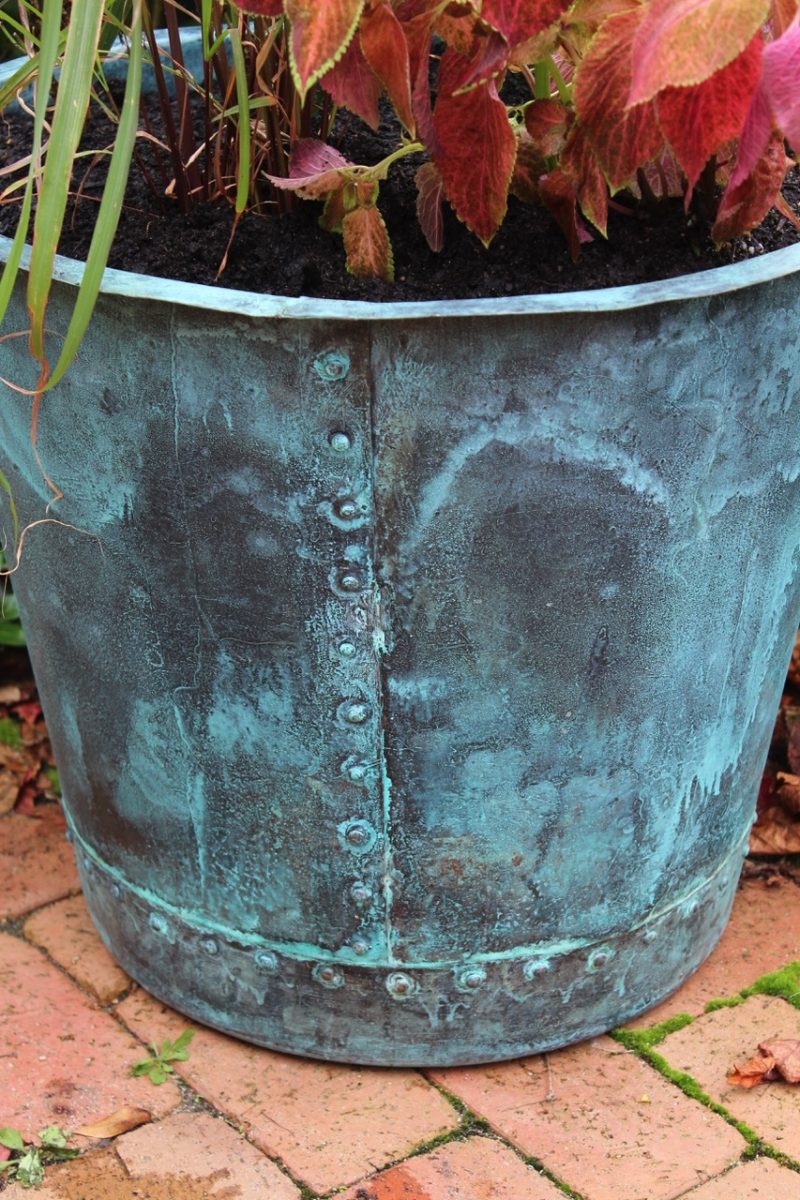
[2,234,800,325]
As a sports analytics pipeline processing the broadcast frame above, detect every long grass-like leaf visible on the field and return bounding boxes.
[0,0,64,331]
[26,0,106,366]
[0,466,20,551]
[46,0,144,390]
[228,24,251,213]
[100,0,133,53]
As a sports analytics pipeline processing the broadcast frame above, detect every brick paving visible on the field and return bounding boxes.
[2,807,800,1200]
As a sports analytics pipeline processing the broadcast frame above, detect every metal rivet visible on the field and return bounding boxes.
[683,898,700,918]
[64,828,74,843]
[587,947,613,972]
[455,966,487,993]
[350,882,372,904]
[350,938,369,956]
[334,497,361,522]
[386,971,418,1000]
[200,937,219,956]
[148,912,168,936]
[328,430,352,454]
[313,963,345,989]
[341,701,369,725]
[346,762,369,783]
[337,570,362,593]
[523,959,551,982]
[339,818,378,854]
[642,928,658,944]
[255,950,279,973]
[314,351,350,381]
[110,881,122,899]
[337,639,357,659]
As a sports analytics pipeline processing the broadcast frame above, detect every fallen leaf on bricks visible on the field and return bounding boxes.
[728,1040,800,1088]
[75,1107,152,1139]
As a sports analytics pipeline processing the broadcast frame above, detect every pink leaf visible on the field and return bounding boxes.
[730,75,773,188]
[266,140,351,197]
[763,16,800,153]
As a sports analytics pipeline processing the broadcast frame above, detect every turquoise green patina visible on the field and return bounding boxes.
[1,241,800,1063]
[2,37,800,1065]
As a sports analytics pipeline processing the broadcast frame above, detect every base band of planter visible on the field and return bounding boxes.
[72,820,747,1065]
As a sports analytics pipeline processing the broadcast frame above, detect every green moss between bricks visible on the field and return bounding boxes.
[611,958,800,1174]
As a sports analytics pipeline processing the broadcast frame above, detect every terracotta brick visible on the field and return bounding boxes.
[626,879,800,1029]
[430,1037,745,1200]
[681,1157,800,1198]
[116,987,461,1195]
[660,995,800,1155]
[0,809,79,920]
[115,1111,301,1198]
[0,933,179,1138]
[24,894,130,1004]
[340,1136,566,1200]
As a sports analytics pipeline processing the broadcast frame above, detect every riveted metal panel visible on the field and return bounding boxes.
[2,242,800,1064]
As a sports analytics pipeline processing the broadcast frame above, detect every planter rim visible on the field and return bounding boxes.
[2,28,800,323]
[4,235,800,324]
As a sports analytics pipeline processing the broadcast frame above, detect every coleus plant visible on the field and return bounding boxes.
[232,0,800,280]
[0,0,799,399]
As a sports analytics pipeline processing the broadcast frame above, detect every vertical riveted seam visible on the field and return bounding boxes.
[367,323,397,965]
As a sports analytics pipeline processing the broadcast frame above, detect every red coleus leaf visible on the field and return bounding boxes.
[763,16,800,153]
[267,139,352,197]
[510,129,544,204]
[285,0,366,96]
[396,0,437,146]
[524,98,569,159]
[342,204,394,280]
[561,123,609,235]
[574,8,663,191]
[657,34,764,194]
[321,33,382,129]
[629,0,770,105]
[565,0,643,35]
[712,128,792,241]
[360,1,416,133]
[730,74,774,188]
[432,77,517,245]
[435,27,509,95]
[415,161,445,251]
[480,0,571,44]
[231,0,283,13]
[539,169,593,260]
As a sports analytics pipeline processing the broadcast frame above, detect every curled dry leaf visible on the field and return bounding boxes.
[759,1038,800,1084]
[727,1054,777,1088]
[74,1107,152,1140]
[728,1039,800,1088]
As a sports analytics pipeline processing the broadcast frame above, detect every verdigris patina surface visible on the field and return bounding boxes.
[2,245,800,1063]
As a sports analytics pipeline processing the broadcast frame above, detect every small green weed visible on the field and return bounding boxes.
[0,1126,79,1188]
[131,1029,195,1085]
[0,716,20,748]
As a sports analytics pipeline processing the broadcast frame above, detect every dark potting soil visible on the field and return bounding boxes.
[1,89,800,302]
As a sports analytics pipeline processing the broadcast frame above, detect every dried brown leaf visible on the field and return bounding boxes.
[75,1107,152,1140]
[749,805,800,855]
[758,1039,800,1084]
[0,686,22,704]
[727,1054,777,1088]
[775,772,800,816]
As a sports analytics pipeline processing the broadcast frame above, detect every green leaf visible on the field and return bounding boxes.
[0,717,22,748]
[45,0,144,391]
[165,1029,195,1058]
[15,1149,44,1189]
[38,1126,67,1150]
[0,1128,25,1152]
[27,0,106,365]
